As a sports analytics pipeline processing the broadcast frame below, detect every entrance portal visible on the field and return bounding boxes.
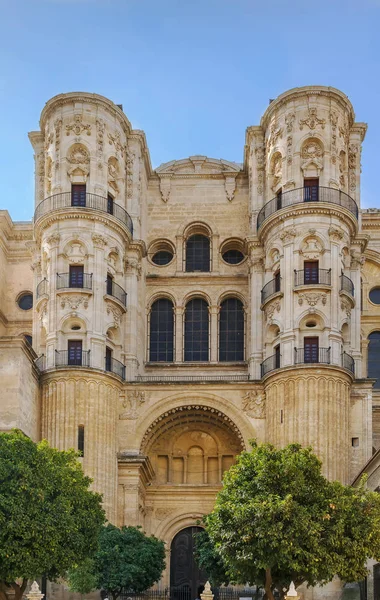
[170,527,207,600]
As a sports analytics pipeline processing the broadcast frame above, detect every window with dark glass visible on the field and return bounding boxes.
[276,188,282,210]
[69,265,84,288]
[368,332,380,389]
[222,249,244,265]
[105,346,112,372]
[24,335,32,346]
[78,425,84,457]
[106,273,113,296]
[71,184,86,207]
[304,261,319,285]
[219,298,244,361]
[274,344,281,369]
[152,251,173,266]
[274,270,281,293]
[68,340,83,366]
[149,298,174,362]
[304,337,319,363]
[107,194,114,215]
[184,298,209,362]
[304,178,319,202]
[369,288,380,305]
[185,235,210,272]
[17,293,33,310]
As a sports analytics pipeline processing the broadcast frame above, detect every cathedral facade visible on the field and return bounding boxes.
[1,85,380,597]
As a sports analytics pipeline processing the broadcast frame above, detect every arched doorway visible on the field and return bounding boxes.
[170,526,207,600]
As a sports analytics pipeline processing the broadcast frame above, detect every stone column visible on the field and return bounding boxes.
[209,305,219,362]
[124,256,140,380]
[248,246,264,379]
[45,232,60,368]
[175,306,184,362]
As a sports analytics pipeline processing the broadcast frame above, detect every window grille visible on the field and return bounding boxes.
[368,332,380,389]
[219,298,244,361]
[184,298,209,361]
[149,299,174,362]
[185,235,210,272]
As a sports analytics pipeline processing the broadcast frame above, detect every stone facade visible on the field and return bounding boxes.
[1,85,380,592]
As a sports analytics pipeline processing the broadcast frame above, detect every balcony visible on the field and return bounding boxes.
[105,356,126,380]
[57,272,93,290]
[34,355,46,372]
[294,269,331,287]
[261,277,282,304]
[34,192,133,236]
[294,347,331,365]
[342,351,355,374]
[261,354,281,377]
[257,186,358,230]
[55,350,91,368]
[106,280,127,308]
[36,278,48,298]
[340,274,354,296]
[135,374,250,383]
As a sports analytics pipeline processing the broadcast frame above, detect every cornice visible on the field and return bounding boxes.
[40,366,124,389]
[40,91,132,135]
[258,203,358,241]
[155,156,242,178]
[260,85,355,130]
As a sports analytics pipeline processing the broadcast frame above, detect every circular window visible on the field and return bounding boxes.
[222,249,245,265]
[306,321,317,328]
[369,288,380,305]
[152,250,173,266]
[17,293,33,311]
[71,325,81,331]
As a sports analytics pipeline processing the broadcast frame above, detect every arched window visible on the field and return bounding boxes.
[149,299,174,362]
[219,298,244,361]
[368,332,380,389]
[185,235,210,272]
[184,298,209,361]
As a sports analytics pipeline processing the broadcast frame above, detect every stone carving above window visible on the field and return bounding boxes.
[301,138,324,174]
[242,391,266,418]
[67,144,90,179]
[299,107,326,131]
[66,114,91,136]
[298,292,327,307]
[300,234,324,259]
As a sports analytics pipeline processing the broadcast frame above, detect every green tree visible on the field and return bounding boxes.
[205,441,380,600]
[68,558,97,599]
[193,529,230,587]
[69,524,166,600]
[0,430,105,600]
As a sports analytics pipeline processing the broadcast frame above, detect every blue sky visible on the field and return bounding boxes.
[0,0,379,221]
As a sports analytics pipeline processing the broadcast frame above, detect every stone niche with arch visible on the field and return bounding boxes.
[141,405,245,486]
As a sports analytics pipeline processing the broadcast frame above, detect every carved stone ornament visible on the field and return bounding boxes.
[119,391,145,420]
[125,257,142,278]
[267,121,283,149]
[341,297,352,318]
[299,107,326,131]
[126,151,135,199]
[328,226,344,241]
[301,140,323,161]
[92,233,108,249]
[158,174,172,203]
[265,300,281,322]
[66,114,91,136]
[155,507,173,521]
[96,119,105,155]
[348,143,359,192]
[60,295,89,309]
[108,131,127,157]
[54,118,62,152]
[279,227,297,244]
[108,157,120,192]
[300,236,323,259]
[255,145,265,168]
[286,135,293,165]
[68,145,90,165]
[350,250,365,269]
[271,154,282,191]
[224,175,237,202]
[298,292,327,307]
[330,111,338,129]
[107,304,122,326]
[64,241,87,264]
[285,112,295,133]
[242,391,266,418]
[45,233,61,247]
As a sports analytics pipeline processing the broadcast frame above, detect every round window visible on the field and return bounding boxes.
[152,251,173,266]
[369,288,380,305]
[222,249,245,265]
[17,293,33,311]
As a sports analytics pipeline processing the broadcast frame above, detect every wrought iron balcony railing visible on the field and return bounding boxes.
[340,274,355,296]
[257,186,358,229]
[105,356,126,380]
[294,347,331,365]
[34,355,46,372]
[135,374,250,382]
[36,278,48,298]
[56,272,93,290]
[106,280,127,307]
[294,269,331,287]
[261,277,282,304]
[342,351,355,374]
[55,350,91,368]
[261,354,281,377]
[34,192,133,236]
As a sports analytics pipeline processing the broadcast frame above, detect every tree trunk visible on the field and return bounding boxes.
[0,579,28,600]
[264,568,275,600]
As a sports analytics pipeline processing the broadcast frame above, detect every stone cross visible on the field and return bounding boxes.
[200,581,214,600]
[26,581,44,600]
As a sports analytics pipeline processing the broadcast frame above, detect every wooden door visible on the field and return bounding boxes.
[304,337,319,363]
[304,178,319,202]
[170,527,207,600]
[68,340,83,365]
[304,261,319,285]
[105,347,112,372]
[69,265,84,288]
[71,184,86,207]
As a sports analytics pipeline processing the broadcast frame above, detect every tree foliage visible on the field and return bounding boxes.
[0,430,105,600]
[69,524,166,600]
[67,558,97,598]
[193,529,230,587]
[205,441,380,600]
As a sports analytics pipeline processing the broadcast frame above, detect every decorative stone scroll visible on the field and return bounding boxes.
[299,107,326,131]
[66,114,91,136]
